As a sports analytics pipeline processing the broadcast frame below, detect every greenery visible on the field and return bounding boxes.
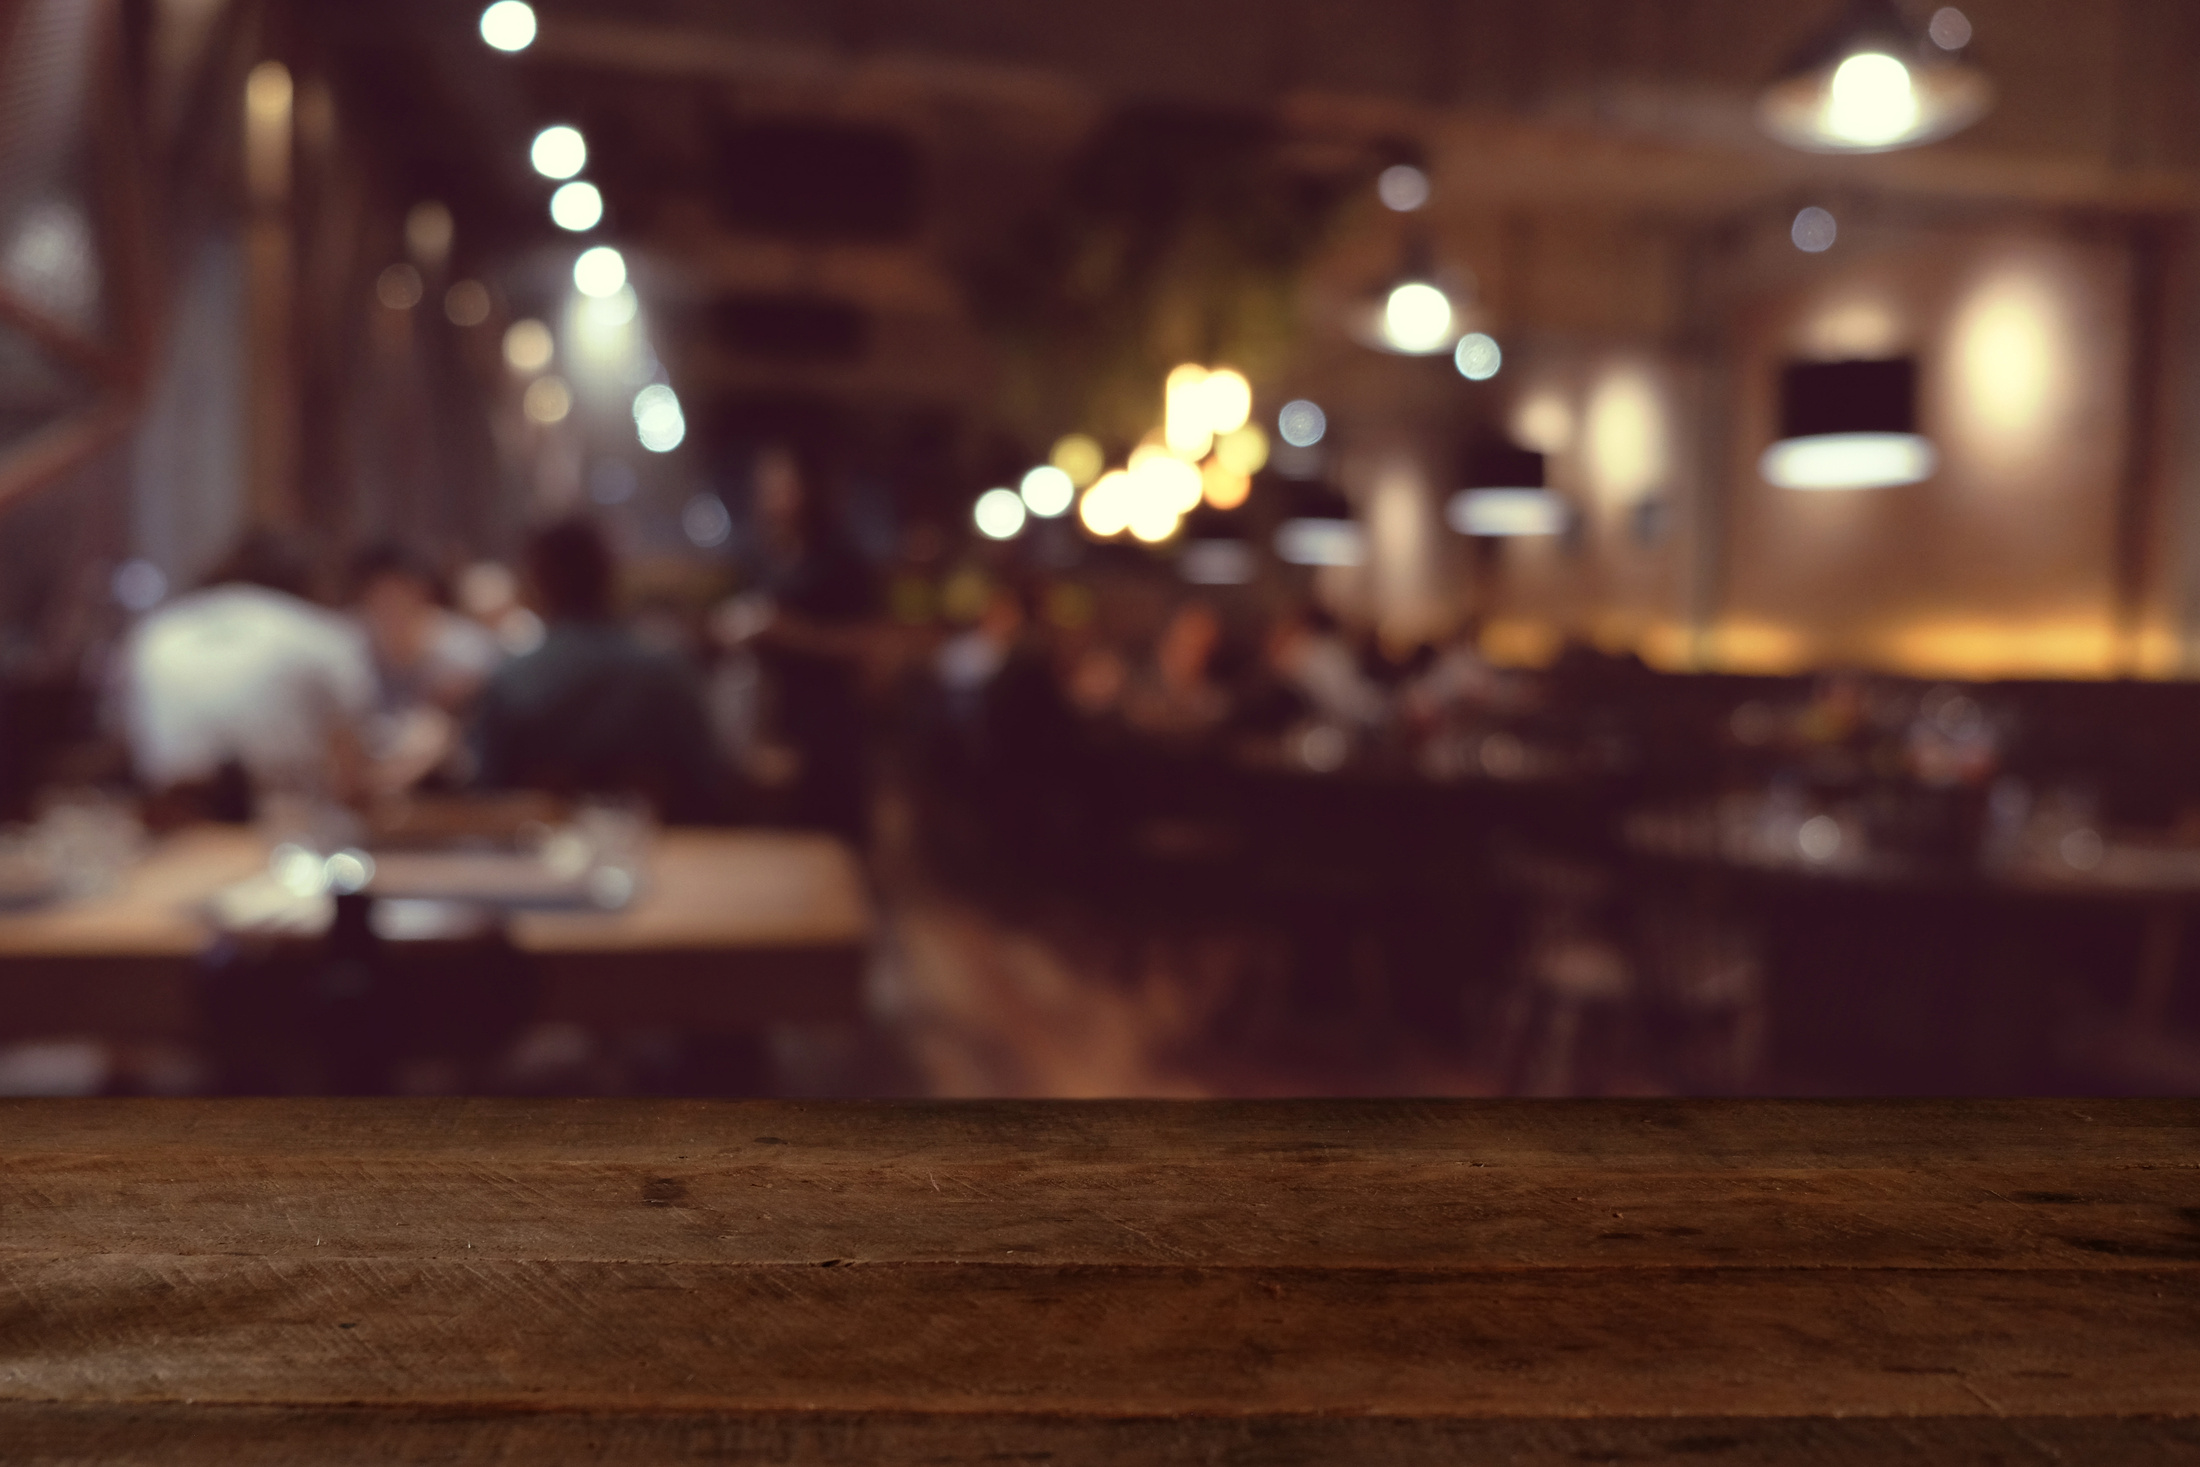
[961,106,1354,457]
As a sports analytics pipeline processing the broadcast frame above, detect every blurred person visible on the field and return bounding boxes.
[1266,606,1386,730]
[1402,621,1502,728]
[473,516,727,823]
[739,445,880,843]
[934,580,1025,718]
[1122,600,1230,739]
[118,531,375,813]
[348,544,501,793]
[456,561,546,656]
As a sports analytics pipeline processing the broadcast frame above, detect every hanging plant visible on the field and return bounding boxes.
[961,104,1356,453]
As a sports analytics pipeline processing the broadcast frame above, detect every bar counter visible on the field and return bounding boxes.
[4,1099,2197,1462]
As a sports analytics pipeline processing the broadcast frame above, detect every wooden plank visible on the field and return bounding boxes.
[2,1096,2188,1166]
[2,1100,2194,1462]
[2,1256,2197,1418]
[3,1102,2198,1270]
[6,1404,2197,1467]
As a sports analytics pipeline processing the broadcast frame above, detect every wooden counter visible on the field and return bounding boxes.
[3,1098,2197,1462]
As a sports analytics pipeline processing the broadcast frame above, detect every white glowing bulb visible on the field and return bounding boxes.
[480,1,537,51]
[1199,368,1253,435]
[1128,445,1204,516]
[1164,364,1213,459]
[1824,53,1918,148]
[531,125,587,180]
[550,181,603,231]
[632,383,685,453]
[1761,432,1935,490]
[1080,470,1132,537]
[573,245,627,298]
[1382,281,1453,353]
[974,487,1028,540]
[1127,498,1181,545]
[1019,465,1075,518]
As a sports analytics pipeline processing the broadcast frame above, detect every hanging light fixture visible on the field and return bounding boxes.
[1178,507,1257,586]
[1446,446,1568,537]
[1758,1,1991,154]
[1347,170,1471,355]
[1274,484,1365,567]
[1352,261,1470,356]
[1761,358,1936,490]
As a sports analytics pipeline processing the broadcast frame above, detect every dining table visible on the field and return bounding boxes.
[0,823,874,1043]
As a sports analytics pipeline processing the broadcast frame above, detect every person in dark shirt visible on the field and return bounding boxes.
[746,446,880,843]
[474,517,727,823]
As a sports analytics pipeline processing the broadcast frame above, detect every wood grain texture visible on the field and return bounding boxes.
[1,1099,2196,1463]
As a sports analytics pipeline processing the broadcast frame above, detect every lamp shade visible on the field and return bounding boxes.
[1780,358,1915,438]
[1757,0,1992,154]
[1448,445,1566,536]
[1274,483,1365,566]
[1762,357,1936,490]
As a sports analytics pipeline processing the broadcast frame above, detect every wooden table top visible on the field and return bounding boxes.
[0,825,872,960]
[5,1098,2197,1462]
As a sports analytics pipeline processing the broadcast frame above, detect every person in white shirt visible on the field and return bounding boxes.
[348,544,501,792]
[119,534,376,805]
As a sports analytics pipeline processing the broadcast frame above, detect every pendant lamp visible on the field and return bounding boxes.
[1760,358,1936,490]
[1274,484,1365,567]
[1447,446,1567,537]
[1758,0,1992,154]
[1349,236,1471,357]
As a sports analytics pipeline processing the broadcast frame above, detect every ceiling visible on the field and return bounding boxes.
[268,0,2200,463]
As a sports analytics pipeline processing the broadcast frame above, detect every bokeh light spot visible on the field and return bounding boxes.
[1277,399,1326,448]
[550,181,603,232]
[445,279,492,327]
[1792,206,1838,253]
[503,318,553,374]
[1019,465,1075,518]
[531,125,586,180]
[1455,332,1502,381]
[974,487,1028,540]
[523,374,571,424]
[1377,164,1430,212]
[480,1,537,51]
[573,245,627,297]
[632,383,685,452]
[376,263,424,310]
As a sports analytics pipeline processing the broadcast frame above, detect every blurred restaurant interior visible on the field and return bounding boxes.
[3,0,2200,1100]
